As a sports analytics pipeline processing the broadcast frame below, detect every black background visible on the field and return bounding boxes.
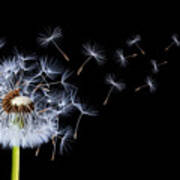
[0,2,179,179]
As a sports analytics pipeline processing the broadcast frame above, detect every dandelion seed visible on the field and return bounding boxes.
[71,94,97,139]
[151,59,168,74]
[135,76,156,93]
[127,35,145,55]
[59,127,73,155]
[103,74,126,106]
[37,27,70,61]
[165,34,180,52]
[0,38,6,49]
[77,43,105,76]
[116,49,138,67]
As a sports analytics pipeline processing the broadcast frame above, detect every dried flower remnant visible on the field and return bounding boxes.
[77,43,105,76]
[127,35,145,55]
[37,27,70,61]
[151,59,168,74]
[103,74,126,106]
[116,49,138,67]
[165,34,180,52]
[135,76,156,93]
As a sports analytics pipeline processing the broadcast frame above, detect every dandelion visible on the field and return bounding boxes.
[77,43,105,76]
[71,93,97,139]
[116,49,138,67]
[0,55,75,180]
[135,76,156,93]
[37,27,70,61]
[103,74,126,106]
[127,35,145,55]
[151,59,168,74]
[165,34,180,52]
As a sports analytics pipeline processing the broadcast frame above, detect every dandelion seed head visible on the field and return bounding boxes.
[0,55,74,149]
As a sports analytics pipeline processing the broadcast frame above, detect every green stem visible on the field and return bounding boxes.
[11,146,20,180]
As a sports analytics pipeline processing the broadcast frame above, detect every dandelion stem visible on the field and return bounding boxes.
[103,86,114,106]
[74,113,83,139]
[51,136,57,161]
[77,56,92,76]
[52,40,70,61]
[35,147,41,157]
[11,146,20,180]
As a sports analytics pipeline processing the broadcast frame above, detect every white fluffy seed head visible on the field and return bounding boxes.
[0,54,80,149]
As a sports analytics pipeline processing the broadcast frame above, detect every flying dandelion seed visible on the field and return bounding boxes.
[165,34,180,52]
[116,49,138,67]
[127,35,146,55]
[135,76,156,93]
[37,27,70,61]
[103,74,126,106]
[71,93,97,139]
[151,59,168,74]
[77,42,105,76]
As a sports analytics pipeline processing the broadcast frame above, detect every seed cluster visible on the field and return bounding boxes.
[2,89,34,113]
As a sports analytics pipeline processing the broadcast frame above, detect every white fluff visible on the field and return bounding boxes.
[0,55,69,149]
[83,42,105,64]
[37,27,62,47]
[106,74,126,92]
[127,35,141,46]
